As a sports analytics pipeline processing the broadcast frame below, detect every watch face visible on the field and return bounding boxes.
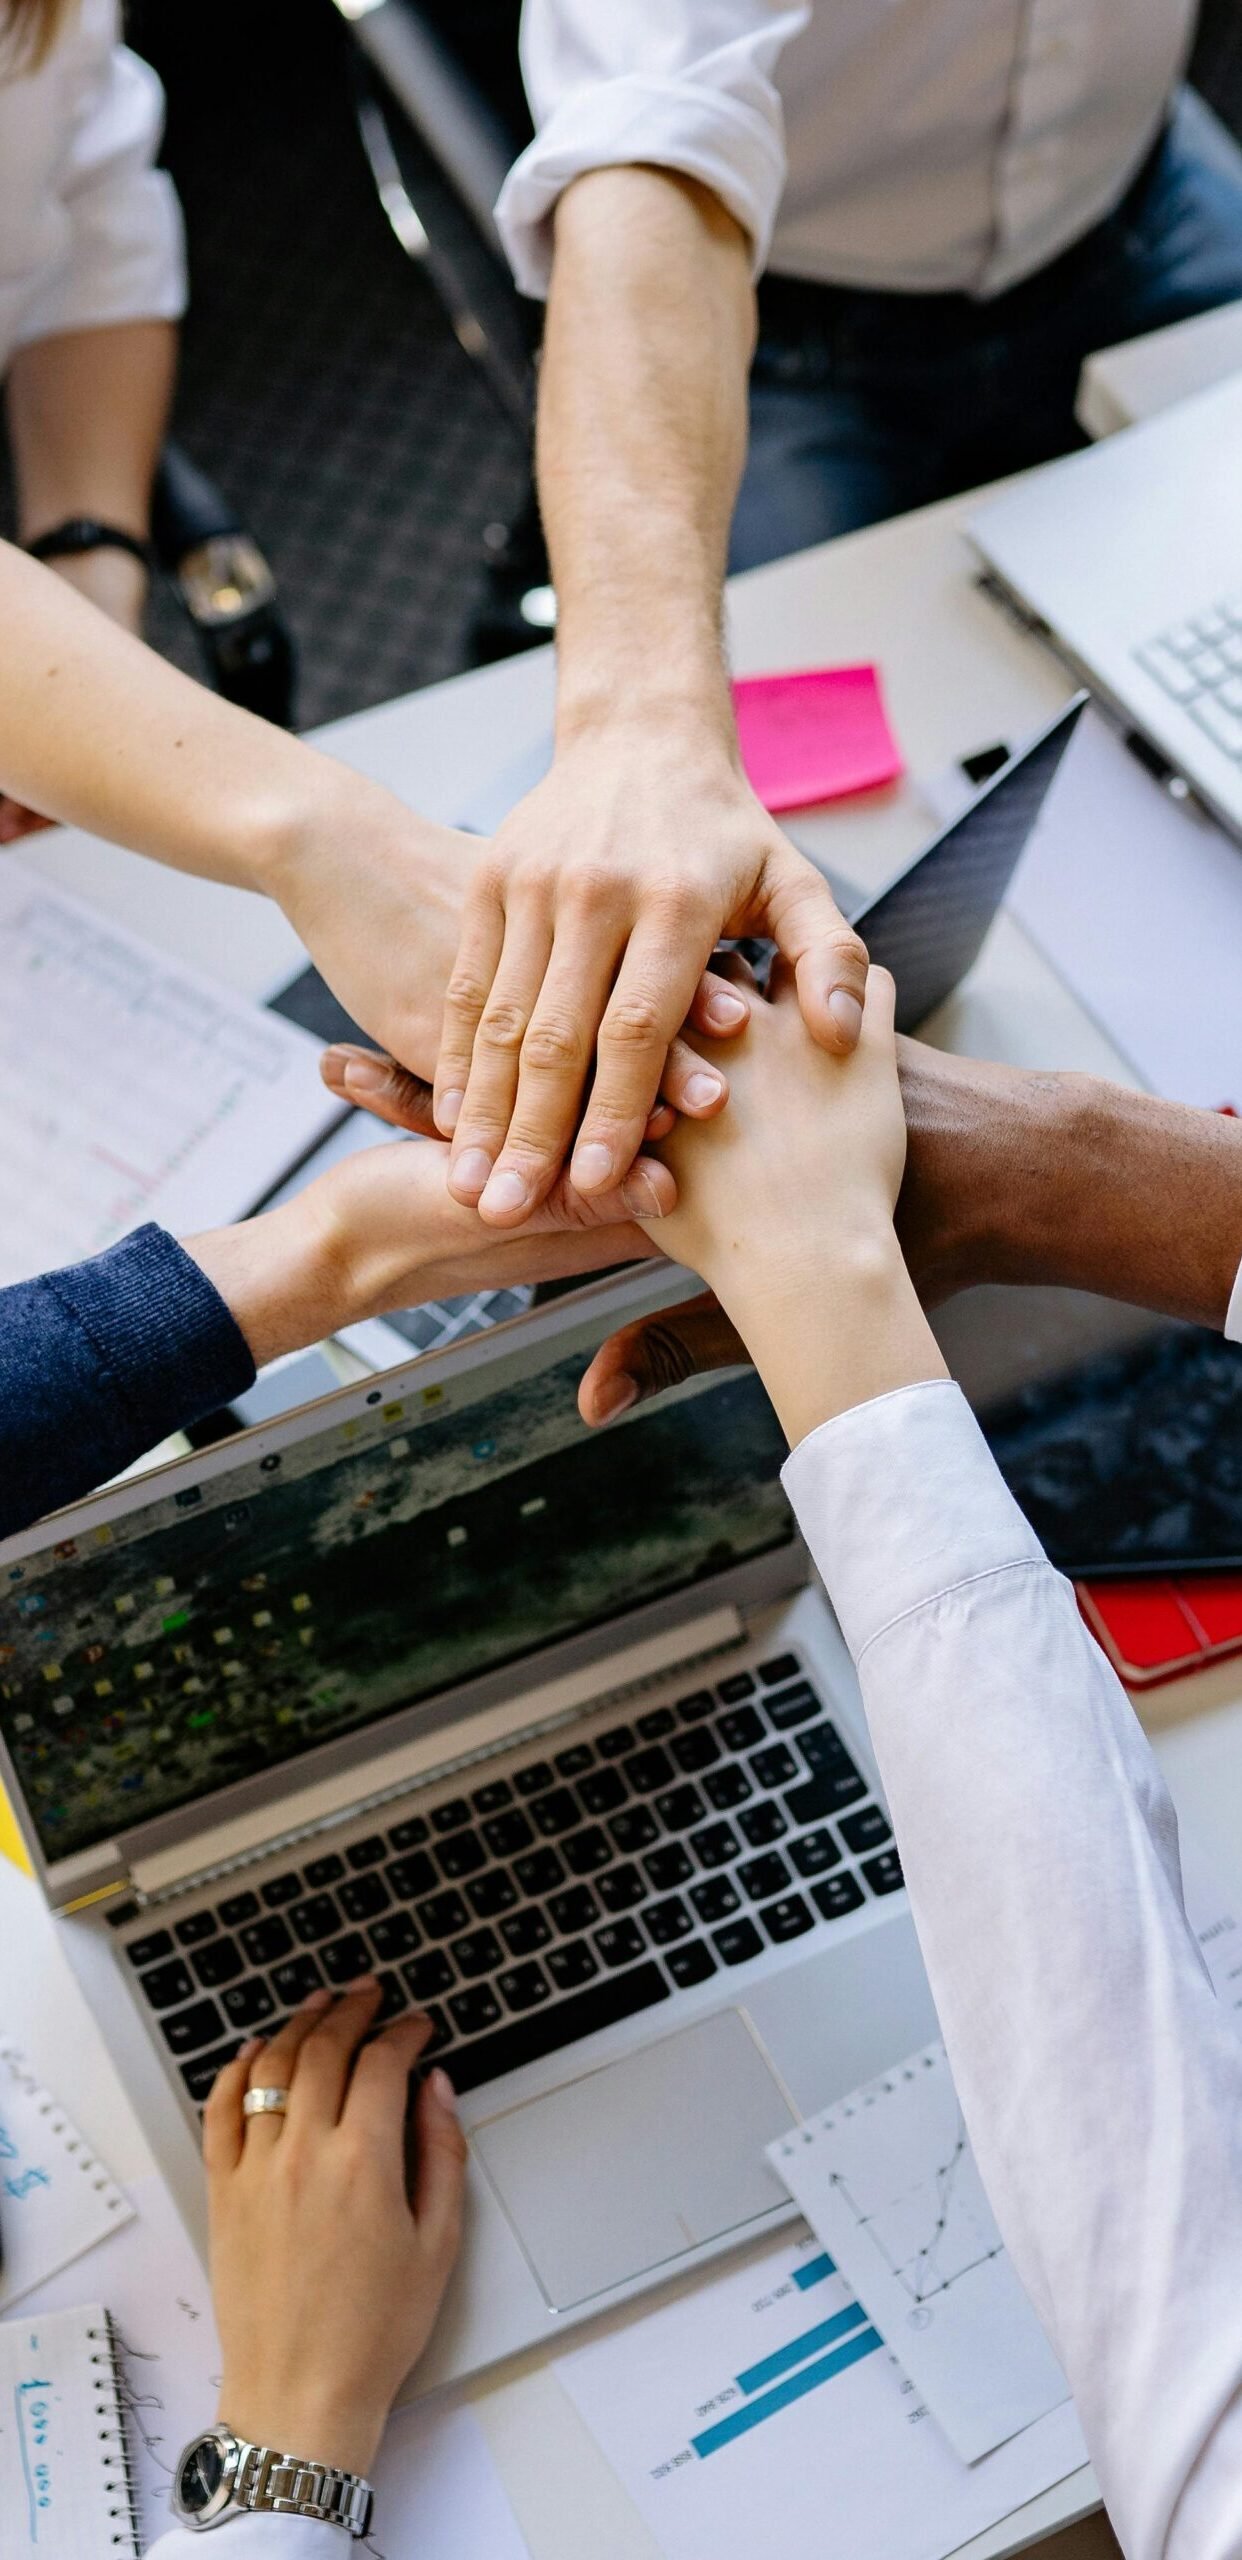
[177,2436,226,2514]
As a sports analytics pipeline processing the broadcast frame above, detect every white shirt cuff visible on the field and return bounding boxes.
[1226,1256,1242,1343]
[780,1379,1049,1665]
[146,2518,345,2558]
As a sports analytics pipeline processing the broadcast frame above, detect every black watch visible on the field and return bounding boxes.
[171,2424,374,2537]
[26,517,153,571]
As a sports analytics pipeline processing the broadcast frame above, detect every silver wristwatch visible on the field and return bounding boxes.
[171,2424,373,2537]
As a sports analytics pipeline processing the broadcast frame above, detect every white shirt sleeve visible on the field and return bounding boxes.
[1225,1255,1242,1343]
[782,1380,1242,2560]
[10,11,185,353]
[496,0,808,296]
[146,2519,343,2558]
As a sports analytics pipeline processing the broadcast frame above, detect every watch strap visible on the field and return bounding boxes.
[27,517,153,571]
[236,2440,374,2538]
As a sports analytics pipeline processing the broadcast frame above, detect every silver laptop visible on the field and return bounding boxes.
[0,1263,935,2387]
[968,371,1242,842]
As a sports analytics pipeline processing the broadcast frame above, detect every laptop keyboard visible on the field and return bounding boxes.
[1136,598,1242,759]
[379,1284,533,1358]
[111,1651,903,2113]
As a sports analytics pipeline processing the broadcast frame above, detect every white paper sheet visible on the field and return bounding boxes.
[24,2176,529,2558]
[556,2229,1086,2560]
[0,867,341,1285]
[0,2038,133,2308]
[767,2045,1069,2464]
[1009,708,1242,1108]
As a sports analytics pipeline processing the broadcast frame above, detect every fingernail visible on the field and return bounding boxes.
[620,1167,664,1219]
[342,1974,378,1994]
[683,1071,724,1111]
[238,2036,264,2061]
[573,1142,614,1192]
[595,1374,638,1423]
[451,1147,493,1197]
[429,2067,458,2113]
[341,1054,392,1099]
[480,1168,529,1217]
[828,990,863,1046]
[300,1987,333,2009]
[704,990,748,1030]
[437,1088,463,1134]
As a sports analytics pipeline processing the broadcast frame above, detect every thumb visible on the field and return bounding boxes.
[320,1044,438,1135]
[412,2069,468,2275]
[578,1294,748,1426]
[758,844,869,1055]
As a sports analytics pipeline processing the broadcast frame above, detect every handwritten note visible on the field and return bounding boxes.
[0,2303,139,2556]
[0,2041,132,2309]
[731,664,904,812]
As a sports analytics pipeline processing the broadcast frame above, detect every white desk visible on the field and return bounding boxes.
[13,477,1236,2560]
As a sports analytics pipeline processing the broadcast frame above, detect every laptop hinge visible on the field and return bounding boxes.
[129,1604,746,1906]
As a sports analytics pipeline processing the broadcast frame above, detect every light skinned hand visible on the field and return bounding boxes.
[204,1985,468,2478]
[432,735,869,1228]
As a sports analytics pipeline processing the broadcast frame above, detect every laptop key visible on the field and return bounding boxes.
[547,1941,598,1991]
[675,1689,715,1723]
[106,1900,141,1930]
[597,1863,646,1913]
[273,1955,325,2004]
[304,1854,345,1889]
[346,1834,388,1869]
[289,1893,342,1945]
[739,1802,785,1848]
[320,1932,373,1984]
[637,1707,675,1741]
[595,1724,635,1759]
[738,1852,790,1903]
[404,1951,454,2001]
[645,1843,693,1891]
[421,2003,453,2051]
[530,1787,580,1837]
[751,1744,798,1790]
[340,1874,389,1923]
[261,1872,302,1908]
[761,1894,814,1945]
[691,1877,739,1924]
[594,1919,646,1969]
[181,2041,242,2106]
[498,1962,551,2014]
[175,1910,217,1946]
[563,1825,613,1876]
[671,1727,720,1774]
[654,1785,705,1834]
[840,1805,892,1855]
[437,1829,487,1880]
[500,1907,552,1956]
[550,1886,599,1936]
[431,1799,471,1835]
[765,1683,821,1731]
[790,1827,841,1878]
[609,1806,658,1854]
[515,1847,565,1897]
[689,1822,739,1871]
[192,1938,245,1991]
[241,1916,293,1966]
[161,1998,227,2055]
[555,1742,595,1777]
[468,1870,519,1919]
[703,1765,751,1811]
[452,1928,504,1981]
[800,1724,866,1783]
[717,1672,757,1703]
[514,1760,555,1795]
[387,1852,437,1901]
[645,1896,693,1946]
[758,1653,800,1687]
[219,1892,260,1928]
[447,1962,670,2095]
[666,1939,717,1988]
[717,1705,765,1754]
[141,1958,194,2010]
[483,1811,534,1859]
[578,1767,625,1817]
[623,1746,675,1794]
[222,1977,277,2029]
[811,1874,866,1921]
[862,1849,904,1896]
[125,1928,174,1969]
[374,1972,406,2021]
[417,1891,470,1940]
[785,1771,867,1825]
[450,1984,503,2037]
[471,1780,512,1815]
[389,1814,429,1851]
[713,1918,764,1967]
[370,1912,420,1962]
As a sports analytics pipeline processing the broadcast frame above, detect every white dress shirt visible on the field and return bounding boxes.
[146,1286,1242,2558]
[0,0,184,380]
[498,0,1196,301]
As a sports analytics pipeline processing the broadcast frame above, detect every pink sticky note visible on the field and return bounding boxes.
[731,663,904,812]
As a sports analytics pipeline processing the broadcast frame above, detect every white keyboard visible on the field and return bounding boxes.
[1136,599,1242,759]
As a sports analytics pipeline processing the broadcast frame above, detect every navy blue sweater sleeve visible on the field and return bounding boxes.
[0,1226,256,1538]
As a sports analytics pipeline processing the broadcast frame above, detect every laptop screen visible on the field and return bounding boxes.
[0,1303,793,1865]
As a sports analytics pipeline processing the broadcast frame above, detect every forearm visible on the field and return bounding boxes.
[7,321,176,629]
[899,1045,1242,1327]
[540,167,754,747]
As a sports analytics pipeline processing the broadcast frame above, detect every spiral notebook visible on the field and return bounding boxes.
[0,2037,134,2307]
[1,2302,140,2555]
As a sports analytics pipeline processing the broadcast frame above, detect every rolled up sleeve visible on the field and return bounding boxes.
[13,34,185,350]
[497,0,807,297]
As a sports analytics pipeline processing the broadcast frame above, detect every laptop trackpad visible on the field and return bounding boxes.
[471,2010,796,2310]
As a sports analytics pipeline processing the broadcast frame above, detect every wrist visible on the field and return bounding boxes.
[713,1225,944,1448]
[554,658,738,762]
[217,2391,381,2480]
[183,1197,353,1371]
